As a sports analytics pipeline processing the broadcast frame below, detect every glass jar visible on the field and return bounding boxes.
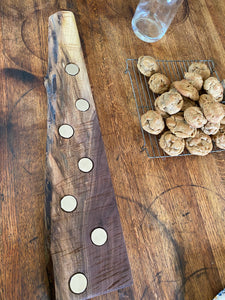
[132,0,184,43]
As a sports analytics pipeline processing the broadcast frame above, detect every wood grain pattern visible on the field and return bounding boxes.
[1,0,225,299]
[44,11,132,300]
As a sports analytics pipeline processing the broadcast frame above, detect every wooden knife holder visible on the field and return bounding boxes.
[44,11,132,300]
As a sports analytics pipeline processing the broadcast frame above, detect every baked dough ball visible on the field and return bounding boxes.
[199,94,215,108]
[186,130,213,156]
[188,62,210,80]
[201,122,220,135]
[166,114,197,138]
[201,102,224,124]
[154,90,183,115]
[137,56,159,77]
[141,110,165,135]
[184,72,203,90]
[173,79,199,101]
[148,73,170,94]
[159,131,185,156]
[203,77,223,102]
[184,106,207,128]
[181,97,197,111]
[213,124,225,149]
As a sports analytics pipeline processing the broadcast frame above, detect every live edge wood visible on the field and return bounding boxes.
[1,1,225,300]
[44,11,132,300]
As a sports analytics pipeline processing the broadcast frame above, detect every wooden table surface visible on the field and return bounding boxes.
[1,1,225,299]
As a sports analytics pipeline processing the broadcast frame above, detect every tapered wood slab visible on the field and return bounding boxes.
[44,11,132,300]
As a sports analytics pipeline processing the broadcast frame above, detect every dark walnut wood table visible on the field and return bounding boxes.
[1,1,225,299]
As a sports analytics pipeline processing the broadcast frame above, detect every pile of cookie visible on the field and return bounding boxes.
[138,56,225,156]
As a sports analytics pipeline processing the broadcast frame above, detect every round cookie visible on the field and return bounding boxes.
[137,56,159,77]
[141,110,165,135]
[184,106,207,128]
[203,77,223,102]
[159,131,185,156]
[199,94,215,108]
[154,90,183,115]
[184,72,203,90]
[213,124,225,149]
[201,122,220,135]
[173,79,199,101]
[148,73,170,94]
[201,102,224,124]
[166,114,197,138]
[186,130,213,156]
[188,62,211,80]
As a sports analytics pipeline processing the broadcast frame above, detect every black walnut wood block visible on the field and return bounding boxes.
[44,11,132,300]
